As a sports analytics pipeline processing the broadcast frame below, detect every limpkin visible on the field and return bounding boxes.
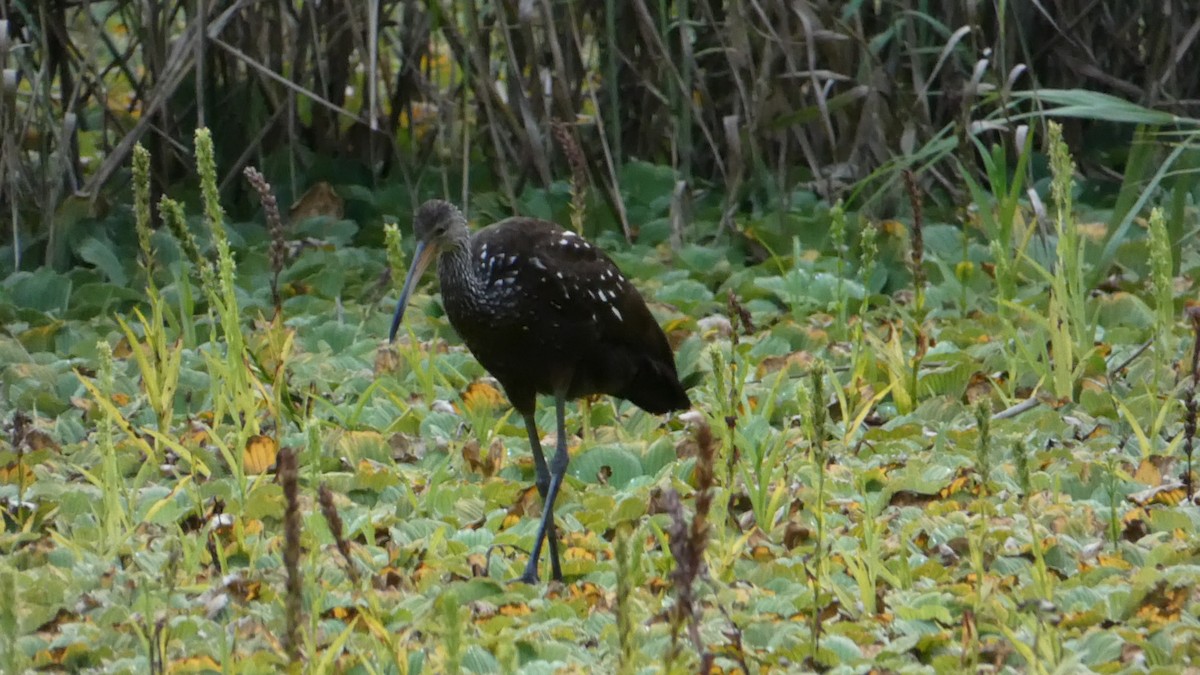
[389,199,690,584]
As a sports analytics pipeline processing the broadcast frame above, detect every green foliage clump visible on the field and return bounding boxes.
[2,124,1200,673]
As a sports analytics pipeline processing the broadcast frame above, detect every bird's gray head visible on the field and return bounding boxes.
[413,199,469,250]
[388,199,468,342]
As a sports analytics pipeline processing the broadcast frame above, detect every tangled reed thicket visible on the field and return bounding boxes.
[2,1,1199,245]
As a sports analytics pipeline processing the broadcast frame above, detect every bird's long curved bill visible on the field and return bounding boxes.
[388,241,437,342]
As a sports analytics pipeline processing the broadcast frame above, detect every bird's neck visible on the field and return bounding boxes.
[437,241,481,295]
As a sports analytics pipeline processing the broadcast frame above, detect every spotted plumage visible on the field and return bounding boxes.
[389,199,690,584]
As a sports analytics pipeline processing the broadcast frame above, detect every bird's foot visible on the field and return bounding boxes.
[512,571,539,585]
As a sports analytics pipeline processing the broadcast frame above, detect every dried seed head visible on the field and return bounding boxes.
[244,167,287,309]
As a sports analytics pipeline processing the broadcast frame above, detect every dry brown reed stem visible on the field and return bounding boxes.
[11,3,1200,248]
[724,291,751,433]
[243,166,286,313]
[278,447,302,662]
[664,418,717,669]
[1184,306,1200,499]
[552,120,589,234]
[551,120,588,192]
[903,169,926,293]
[727,290,755,335]
[317,484,360,585]
[903,169,928,359]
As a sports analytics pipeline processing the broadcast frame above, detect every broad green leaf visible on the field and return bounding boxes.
[4,269,72,313]
[571,444,643,488]
[75,237,128,285]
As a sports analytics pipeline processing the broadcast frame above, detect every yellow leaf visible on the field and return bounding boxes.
[938,471,975,498]
[879,219,907,237]
[335,430,387,457]
[750,544,773,562]
[567,581,604,607]
[565,546,595,562]
[168,655,222,673]
[498,602,531,617]
[34,643,91,668]
[0,461,35,485]
[1132,458,1163,486]
[1128,482,1188,507]
[17,322,62,350]
[662,317,693,334]
[1134,583,1187,624]
[461,380,506,411]
[182,422,210,447]
[1096,553,1132,570]
[323,605,360,621]
[243,435,279,474]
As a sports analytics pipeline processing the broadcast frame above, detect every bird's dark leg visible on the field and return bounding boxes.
[521,412,562,583]
[519,395,569,584]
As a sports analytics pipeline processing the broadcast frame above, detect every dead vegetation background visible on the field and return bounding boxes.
[2,1,1199,257]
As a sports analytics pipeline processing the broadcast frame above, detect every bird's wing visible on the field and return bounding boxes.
[470,218,687,411]
[474,218,663,344]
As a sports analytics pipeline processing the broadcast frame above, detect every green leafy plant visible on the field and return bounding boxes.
[8,103,1200,670]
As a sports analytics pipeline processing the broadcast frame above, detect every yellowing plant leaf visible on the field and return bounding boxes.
[243,435,279,474]
[662,316,693,334]
[0,461,35,485]
[1128,482,1188,507]
[1097,553,1133,570]
[498,602,532,617]
[460,380,506,411]
[75,369,161,463]
[167,655,221,673]
[322,605,361,621]
[879,219,907,237]
[938,469,976,498]
[1135,582,1187,624]
[17,322,62,351]
[1133,458,1163,486]
[34,643,91,668]
[335,430,387,457]
[749,544,773,562]
[564,546,596,562]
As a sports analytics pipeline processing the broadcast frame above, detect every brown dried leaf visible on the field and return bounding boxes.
[289,181,344,221]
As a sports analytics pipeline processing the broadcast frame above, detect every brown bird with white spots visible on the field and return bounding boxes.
[389,199,690,583]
